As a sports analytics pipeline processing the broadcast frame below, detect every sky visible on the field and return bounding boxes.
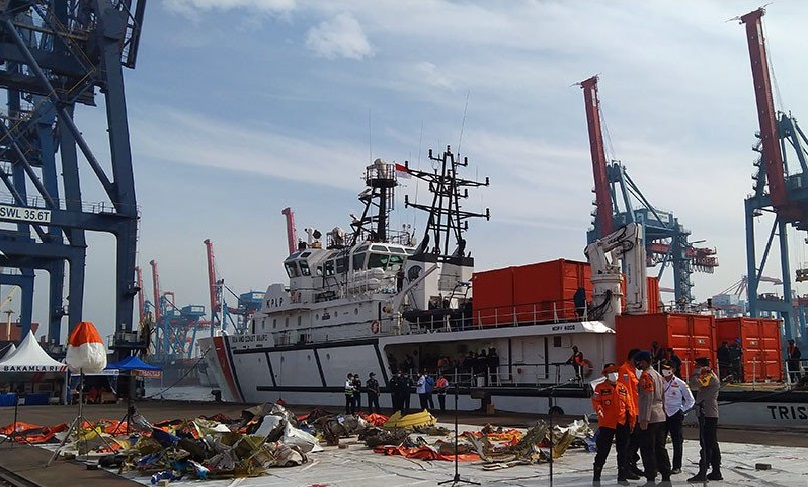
[6,0,808,342]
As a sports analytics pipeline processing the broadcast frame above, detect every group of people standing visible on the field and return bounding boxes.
[591,349,721,485]
[716,339,744,381]
[351,369,450,416]
[344,372,381,415]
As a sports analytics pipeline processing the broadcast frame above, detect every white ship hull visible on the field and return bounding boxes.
[199,321,808,428]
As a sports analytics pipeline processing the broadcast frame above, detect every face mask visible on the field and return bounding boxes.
[662,370,673,378]
[607,372,619,383]
[635,367,642,379]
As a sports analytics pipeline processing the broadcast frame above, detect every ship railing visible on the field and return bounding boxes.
[411,364,579,389]
[785,358,807,387]
[472,299,586,329]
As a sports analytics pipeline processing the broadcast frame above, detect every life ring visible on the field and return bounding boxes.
[581,358,594,378]
[371,320,380,334]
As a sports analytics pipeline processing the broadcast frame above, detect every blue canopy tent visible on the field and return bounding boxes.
[105,356,162,372]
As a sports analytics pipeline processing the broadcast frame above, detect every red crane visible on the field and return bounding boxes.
[281,207,297,255]
[135,266,145,324]
[740,8,792,214]
[579,76,615,236]
[204,239,221,318]
[149,259,161,323]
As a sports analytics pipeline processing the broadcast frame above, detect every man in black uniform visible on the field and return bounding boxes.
[366,372,381,414]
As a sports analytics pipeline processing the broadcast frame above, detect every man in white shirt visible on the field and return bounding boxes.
[661,362,695,474]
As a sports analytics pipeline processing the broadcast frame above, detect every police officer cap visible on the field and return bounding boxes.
[634,350,652,362]
[661,362,673,371]
[695,357,710,367]
[369,372,376,376]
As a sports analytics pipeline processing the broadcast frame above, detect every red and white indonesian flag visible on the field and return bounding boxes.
[394,163,411,179]
[66,321,107,374]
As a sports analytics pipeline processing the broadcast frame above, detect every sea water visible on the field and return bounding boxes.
[144,381,215,402]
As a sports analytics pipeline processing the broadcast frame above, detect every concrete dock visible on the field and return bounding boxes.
[1,400,807,486]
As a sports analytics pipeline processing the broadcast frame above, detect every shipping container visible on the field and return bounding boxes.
[471,267,514,326]
[647,276,660,314]
[511,259,592,323]
[616,313,717,377]
[716,317,783,381]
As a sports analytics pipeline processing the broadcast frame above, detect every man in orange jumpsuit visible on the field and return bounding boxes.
[592,363,635,485]
[619,348,643,480]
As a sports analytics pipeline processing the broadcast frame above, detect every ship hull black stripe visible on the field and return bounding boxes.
[373,342,389,385]
[232,337,379,354]
[264,351,276,387]
[253,385,591,398]
[225,338,245,401]
[313,349,326,387]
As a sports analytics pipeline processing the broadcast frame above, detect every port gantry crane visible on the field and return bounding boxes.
[739,8,808,342]
[579,76,718,310]
[0,0,146,356]
[204,239,261,337]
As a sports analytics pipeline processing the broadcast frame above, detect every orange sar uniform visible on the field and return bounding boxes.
[619,359,642,471]
[591,368,634,481]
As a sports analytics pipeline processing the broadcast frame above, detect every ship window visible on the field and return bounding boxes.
[389,246,406,254]
[273,319,277,329]
[316,265,323,276]
[285,317,289,328]
[553,336,562,347]
[336,256,348,273]
[261,319,266,330]
[405,248,415,255]
[352,252,367,270]
[324,260,335,276]
[285,262,300,277]
[371,244,388,252]
[299,259,311,276]
[297,316,302,327]
[367,252,388,269]
[356,244,369,253]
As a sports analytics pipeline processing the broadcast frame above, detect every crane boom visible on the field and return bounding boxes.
[740,8,788,209]
[135,266,145,324]
[149,260,161,323]
[585,222,648,317]
[204,239,220,317]
[281,207,297,255]
[580,76,615,237]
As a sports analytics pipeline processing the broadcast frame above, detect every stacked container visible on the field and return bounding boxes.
[715,317,783,381]
[471,259,593,326]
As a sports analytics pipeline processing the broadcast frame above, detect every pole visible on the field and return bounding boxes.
[437,383,479,486]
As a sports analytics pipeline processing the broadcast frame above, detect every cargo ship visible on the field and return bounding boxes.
[199,147,808,427]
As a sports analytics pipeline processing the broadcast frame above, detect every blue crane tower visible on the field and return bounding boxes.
[739,8,808,342]
[579,76,718,310]
[0,1,145,358]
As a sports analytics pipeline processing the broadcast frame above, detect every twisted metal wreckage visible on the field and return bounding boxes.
[0,404,594,481]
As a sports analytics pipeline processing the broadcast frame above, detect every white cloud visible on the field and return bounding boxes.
[164,0,295,16]
[305,13,374,60]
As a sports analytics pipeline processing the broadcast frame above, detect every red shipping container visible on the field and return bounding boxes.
[471,267,514,326]
[616,313,717,377]
[716,317,783,381]
[512,259,592,323]
[647,277,660,314]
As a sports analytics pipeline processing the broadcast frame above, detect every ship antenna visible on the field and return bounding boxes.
[368,107,373,164]
[457,90,471,155]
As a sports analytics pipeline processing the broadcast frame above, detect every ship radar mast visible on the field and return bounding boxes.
[404,146,490,265]
[347,158,398,246]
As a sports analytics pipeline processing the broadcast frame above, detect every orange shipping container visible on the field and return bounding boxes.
[616,313,717,377]
[512,259,592,323]
[716,317,783,381]
[646,277,660,314]
[471,267,514,326]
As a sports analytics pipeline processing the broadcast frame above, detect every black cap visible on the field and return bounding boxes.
[369,372,376,376]
[695,357,710,367]
[634,350,652,362]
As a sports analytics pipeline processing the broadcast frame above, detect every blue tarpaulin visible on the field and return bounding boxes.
[105,356,162,371]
